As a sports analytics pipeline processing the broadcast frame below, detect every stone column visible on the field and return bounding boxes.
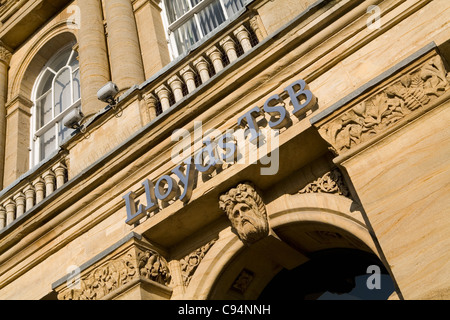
[13,192,25,219]
[53,162,67,189]
[78,0,111,117]
[219,36,238,63]
[155,85,171,112]
[206,46,224,74]
[43,170,56,196]
[193,57,210,84]
[167,75,184,103]
[180,65,197,94]
[23,184,35,212]
[33,177,45,203]
[233,26,252,53]
[4,199,15,226]
[0,42,11,190]
[104,0,145,93]
[142,92,158,122]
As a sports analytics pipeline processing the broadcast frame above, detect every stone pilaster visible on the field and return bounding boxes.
[0,42,11,190]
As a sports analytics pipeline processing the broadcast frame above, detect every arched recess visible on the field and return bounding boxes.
[183,192,389,300]
[3,23,77,182]
[10,24,77,102]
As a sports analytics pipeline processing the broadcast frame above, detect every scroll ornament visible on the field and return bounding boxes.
[299,168,350,198]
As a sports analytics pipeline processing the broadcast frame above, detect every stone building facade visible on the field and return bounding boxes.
[0,0,448,300]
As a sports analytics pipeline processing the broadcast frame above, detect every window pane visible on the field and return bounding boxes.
[38,92,52,129]
[58,121,74,145]
[40,126,56,161]
[69,50,79,69]
[190,0,202,6]
[173,18,200,54]
[36,69,54,97]
[165,0,191,23]
[49,48,71,71]
[54,68,72,115]
[223,0,244,16]
[197,0,226,36]
[72,69,81,102]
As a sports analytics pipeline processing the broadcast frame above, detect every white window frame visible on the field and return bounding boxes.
[30,44,81,167]
[161,0,243,58]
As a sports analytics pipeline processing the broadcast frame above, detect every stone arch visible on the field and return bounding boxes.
[10,23,77,101]
[183,192,384,300]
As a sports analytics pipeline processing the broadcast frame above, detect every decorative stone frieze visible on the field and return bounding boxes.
[180,238,217,287]
[219,182,269,245]
[57,244,171,300]
[316,54,450,155]
[298,168,350,198]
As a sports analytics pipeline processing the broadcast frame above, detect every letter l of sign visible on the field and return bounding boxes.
[123,191,146,225]
[123,179,158,225]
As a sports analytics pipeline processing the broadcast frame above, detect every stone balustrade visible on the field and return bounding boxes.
[0,157,68,230]
[141,16,265,121]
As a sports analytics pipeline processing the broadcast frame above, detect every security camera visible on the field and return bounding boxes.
[97,81,119,105]
[63,108,84,129]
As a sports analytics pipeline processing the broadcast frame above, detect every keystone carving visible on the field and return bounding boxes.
[299,168,350,198]
[318,55,450,155]
[57,247,170,300]
[219,182,269,245]
[180,238,217,287]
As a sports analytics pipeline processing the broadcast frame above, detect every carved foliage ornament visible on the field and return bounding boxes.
[299,168,350,198]
[58,247,171,300]
[319,55,450,154]
[0,41,11,65]
[180,238,217,287]
[219,182,269,245]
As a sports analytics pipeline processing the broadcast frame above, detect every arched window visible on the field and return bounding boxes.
[30,44,80,166]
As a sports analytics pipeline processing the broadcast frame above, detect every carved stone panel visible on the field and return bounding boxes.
[316,53,450,155]
[56,242,171,300]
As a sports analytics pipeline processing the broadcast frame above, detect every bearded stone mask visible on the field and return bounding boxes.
[218,182,269,245]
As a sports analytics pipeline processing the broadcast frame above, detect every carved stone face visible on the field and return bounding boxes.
[228,201,268,244]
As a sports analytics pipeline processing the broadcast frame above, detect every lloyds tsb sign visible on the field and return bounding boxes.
[123,79,317,225]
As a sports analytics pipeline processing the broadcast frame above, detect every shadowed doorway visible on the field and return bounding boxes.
[258,248,396,300]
